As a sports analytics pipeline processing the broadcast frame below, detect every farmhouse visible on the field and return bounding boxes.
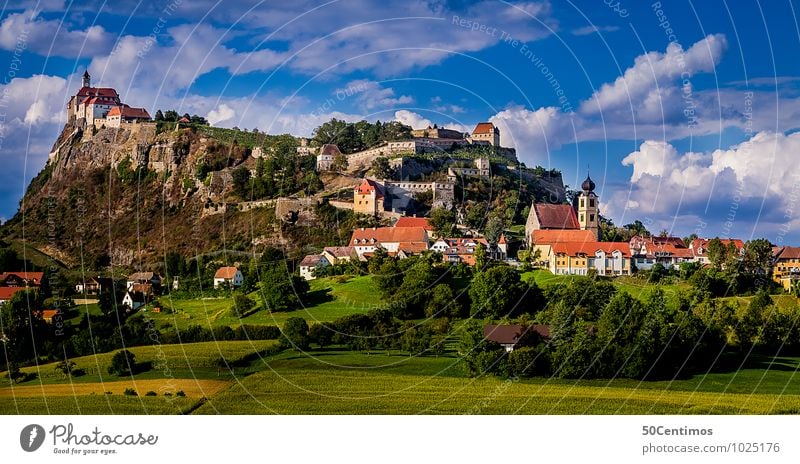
[688,238,745,264]
[483,324,550,352]
[349,226,429,258]
[214,267,244,289]
[772,246,800,291]
[299,254,329,280]
[629,236,692,270]
[75,276,114,295]
[122,291,148,311]
[126,272,162,291]
[322,247,357,265]
[0,271,45,287]
[0,287,26,305]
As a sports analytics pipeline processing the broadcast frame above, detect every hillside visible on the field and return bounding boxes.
[0,120,564,271]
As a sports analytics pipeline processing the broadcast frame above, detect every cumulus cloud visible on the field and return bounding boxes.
[338,80,413,112]
[605,131,800,239]
[394,110,432,130]
[206,103,236,125]
[490,106,576,164]
[0,10,114,57]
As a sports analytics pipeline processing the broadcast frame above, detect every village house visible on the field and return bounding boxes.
[688,238,745,264]
[447,157,491,182]
[75,276,114,295]
[629,236,692,270]
[321,246,357,265]
[299,254,329,280]
[42,309,64,324]
[126,272,162,292]
[122,290,148,311]
[483,324,551,352]
[772,246,800,291]
[213,267,244,289]
[316,144,342,171]
[525,174,600,243]
[548,241,632,276]
[529,229,596,265]
[0,287,26,305]
[348,226,429,259]
[0,271,45,288]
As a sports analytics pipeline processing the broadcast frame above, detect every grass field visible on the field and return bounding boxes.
[147,275,381,330]
[195,350,800,414]
[522,269,693,302]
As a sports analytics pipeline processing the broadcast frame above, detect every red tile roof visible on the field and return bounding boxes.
[214,267,240,279]
[689,238,745,256]
[349,226,427,247]
[299,255,325,267]
[354,178,384,199]
[1,271,45,285]
[532,229,594,244]
[323,246,355,258]
[107,105,150,119]
[533,203,580,229]
[0,287,26,301]
[472,122,496,135]
[552,241,630,257]
[395,217,432,230]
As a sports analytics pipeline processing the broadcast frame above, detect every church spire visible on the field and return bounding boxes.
[82,70,91,88]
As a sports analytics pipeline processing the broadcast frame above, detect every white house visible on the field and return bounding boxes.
[299,255,329,280]
[122,291,147,311]
[214,267,244,289]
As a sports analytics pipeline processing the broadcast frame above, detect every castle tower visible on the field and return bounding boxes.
[82,70,91,88]
[577,173,599,239]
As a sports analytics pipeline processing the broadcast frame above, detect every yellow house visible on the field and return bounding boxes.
[772,246,800,291]
[549,242,632,276]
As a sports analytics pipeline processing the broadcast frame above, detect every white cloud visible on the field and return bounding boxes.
[0,10,114,57]
[394,110,432,130]
[490,105,576,165]
[206,103,236,125]
[338,80,413,112]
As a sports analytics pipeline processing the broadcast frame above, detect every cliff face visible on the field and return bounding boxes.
[1,122,275,268]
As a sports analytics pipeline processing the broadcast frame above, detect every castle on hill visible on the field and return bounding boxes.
[67,71,151,129]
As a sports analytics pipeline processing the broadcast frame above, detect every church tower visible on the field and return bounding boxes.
[577,173,599,239]
[82,70,91,88]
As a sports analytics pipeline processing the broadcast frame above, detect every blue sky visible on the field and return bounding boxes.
[0,0,799,242]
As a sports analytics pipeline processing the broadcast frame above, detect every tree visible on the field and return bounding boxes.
[231,166,251,199]
[735,290,772,347]
[469,266,528,318]
[483,215,505,244]
[281,317,309,350]
[425,283,459,318]
[473,243,488,270]
[258,267,309,312]
[370,157,395,179]
[55,360,77,377]
[428,207,456,237]
[230,293,256,318]
[154,110,164,121]
[0,290,46,367]
[108,350,136,376]
[163,110,179,121]
[331,152,348,172]
[706,238,727,270]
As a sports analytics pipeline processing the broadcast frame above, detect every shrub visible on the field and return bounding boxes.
[123,388,137,396]
[176,390,186,397]
[145,391,157,396]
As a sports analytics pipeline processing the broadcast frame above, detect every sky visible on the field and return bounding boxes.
[0,0,799,243]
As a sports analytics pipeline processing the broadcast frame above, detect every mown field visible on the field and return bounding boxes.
[195,350,800,414]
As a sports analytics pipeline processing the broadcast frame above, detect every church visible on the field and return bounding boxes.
[525,173,600,244]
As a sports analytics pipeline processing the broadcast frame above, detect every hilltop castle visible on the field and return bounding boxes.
[67,71,151,129]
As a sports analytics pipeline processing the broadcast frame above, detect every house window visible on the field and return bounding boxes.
[590,214,595,222]
[580,214,584,222]
[580,198,585,207]
[590,199,595,207]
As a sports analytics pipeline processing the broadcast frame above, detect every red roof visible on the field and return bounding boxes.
[354,179,384,199]
[483,324,551,345]
[349,226,427,247]
[323,246,356,258]
[1,271,44,284]
[299,255,325,267]
[0,287,26,301]
[472,122,497,135]
[533,203,580,229]
[107,105,150,119]
[395,217,432,230]
[76,86,119,98]
[532,229,594,244]
[178,117,190,123]
[214,267,240,279]
[689,238,745,256]
[552,241,630,257]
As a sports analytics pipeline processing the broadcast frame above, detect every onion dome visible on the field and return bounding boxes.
[581,174,595,192]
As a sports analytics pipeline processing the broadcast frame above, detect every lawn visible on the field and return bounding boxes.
[194,350,800,414]
[521,269,693,302]
[147,275,381,330]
